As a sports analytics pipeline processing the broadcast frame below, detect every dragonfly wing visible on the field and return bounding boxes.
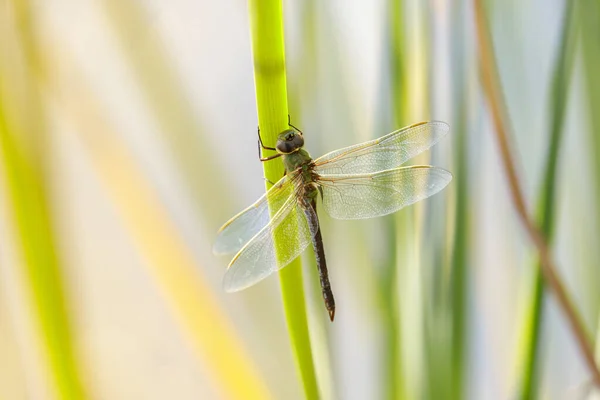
[318,166,452,220]
[213,172,300,255]
[223,193,313,292]
[313,121,449,175]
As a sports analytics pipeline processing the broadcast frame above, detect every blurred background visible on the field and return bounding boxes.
[1,0,599,399]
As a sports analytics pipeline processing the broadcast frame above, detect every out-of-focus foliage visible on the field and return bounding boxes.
[0,0,598,399]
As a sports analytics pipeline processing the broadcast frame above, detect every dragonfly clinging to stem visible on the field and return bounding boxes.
[213,121,452,321]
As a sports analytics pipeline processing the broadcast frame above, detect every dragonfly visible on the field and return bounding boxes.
[213,121,452,321]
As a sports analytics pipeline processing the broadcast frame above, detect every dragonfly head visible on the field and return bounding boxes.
[276,128,304,154]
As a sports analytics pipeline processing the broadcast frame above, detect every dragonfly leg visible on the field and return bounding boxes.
[259,153,282,162]
[257,126,282,162]
[257,126,276,150]
[287,115,304,136]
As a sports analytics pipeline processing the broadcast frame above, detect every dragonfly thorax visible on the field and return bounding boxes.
[282,147,313,173]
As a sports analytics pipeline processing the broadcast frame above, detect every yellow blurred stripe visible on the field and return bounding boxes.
[47,51,271,400]
[92,126,270,400]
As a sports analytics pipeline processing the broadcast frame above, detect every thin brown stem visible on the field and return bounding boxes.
[473,0,600,387]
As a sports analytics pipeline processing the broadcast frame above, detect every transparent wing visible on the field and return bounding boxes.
[223,193,313,292]
[313,121,449,175]
[213,171,301,255]
[318,166,452,220]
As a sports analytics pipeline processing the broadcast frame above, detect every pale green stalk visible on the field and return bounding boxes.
[449,100,469,400]
[518,2,577,398]
[0,109,86,400]
[378,1,408,398]
[596,316,600,368]
[474,0,600,386]
[447,2,471,398]
[0,1,85,397]
[248,1,320,399]
[578,0,600,324]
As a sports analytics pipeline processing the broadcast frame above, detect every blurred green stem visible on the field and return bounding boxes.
[449,103,468,400]
[519,3,577,399]
[380,221,402,400]
[447,5,472,400]
[0,2,85,397]
[248,1,320,399]
[0,108,86,400]
[578,0,600,329]
[474,0,600,387]
[380,0,407,398]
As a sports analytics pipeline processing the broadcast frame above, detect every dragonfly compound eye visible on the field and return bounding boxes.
[276,129,304,153]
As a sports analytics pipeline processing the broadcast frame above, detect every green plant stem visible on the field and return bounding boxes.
[519,3,577,398]
[596,316,600,366]
[447,4,471,399]
[248,1,320,399]
[379,1,407,399]
[474,0,600,388]
[449,103,468,400]
[578,0,600,325]
[0,109,86,400]
[380,220,401,400]
[0,1,85,398]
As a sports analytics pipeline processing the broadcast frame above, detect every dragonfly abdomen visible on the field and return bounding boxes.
[316,244,336,321]
[302,197,336,321]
